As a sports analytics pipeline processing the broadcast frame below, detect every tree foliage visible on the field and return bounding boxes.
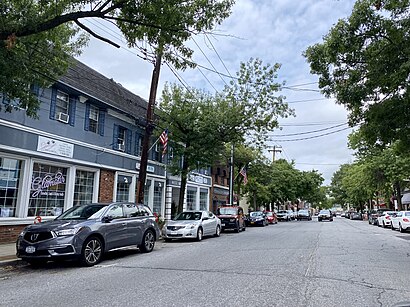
[304,0,410,149]
[1,0,234,117]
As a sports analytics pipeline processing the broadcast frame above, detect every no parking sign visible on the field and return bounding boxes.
[34,216,42,224]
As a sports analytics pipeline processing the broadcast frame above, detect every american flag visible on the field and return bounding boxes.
[159,129,168,157]
[239,166,248,185]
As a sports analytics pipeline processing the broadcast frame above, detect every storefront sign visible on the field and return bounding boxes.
[37,136,74,158]
[31,172,65,198]
[188,174,210,185]
[135,163,155,173]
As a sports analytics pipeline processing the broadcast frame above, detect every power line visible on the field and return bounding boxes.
[270,123,348,137]
[279,121,346,127]
[270,126,352,142]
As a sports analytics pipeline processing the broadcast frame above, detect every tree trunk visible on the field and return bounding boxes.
[395,181,403,211]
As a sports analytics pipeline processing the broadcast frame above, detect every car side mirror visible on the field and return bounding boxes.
[102,216,113,223]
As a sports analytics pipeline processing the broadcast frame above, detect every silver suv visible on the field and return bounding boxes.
[16,202,160,266]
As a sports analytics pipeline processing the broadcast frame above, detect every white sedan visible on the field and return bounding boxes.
[163,210,221,241]
[391,211,410,233]
[377,211,397,228]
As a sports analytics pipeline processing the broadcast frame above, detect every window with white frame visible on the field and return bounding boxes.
[153,183,163,215]
[116,175,131,202]
[187,189,196,211]
[117,126,126,151]
[200,189,208,211]
[0,157,22,217]
[88,105,99,133]
[74,170,95,206]
[56,91,69,116]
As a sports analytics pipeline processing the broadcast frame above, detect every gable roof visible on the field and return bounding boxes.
[58,58,148,119]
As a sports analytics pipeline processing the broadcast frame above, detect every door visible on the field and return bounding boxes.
[102,204,128,250]
[123,203,144,245]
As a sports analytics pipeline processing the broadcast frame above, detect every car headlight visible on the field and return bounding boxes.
[19,229,27,237]
[54,228,82,236]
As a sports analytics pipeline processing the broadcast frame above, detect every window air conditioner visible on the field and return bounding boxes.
[57,112,69,123]
[118,143,125,151]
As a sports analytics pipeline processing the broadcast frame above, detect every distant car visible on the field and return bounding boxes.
[377,211,397,228]
[216,206,246,232]
[163,210,221,241]
[246,211,268,226]
[16,202,160,266]
[276,210,291,221]
[318,210,333,222]
[391,211,410,233]
[350,211,363,220]
[287,210,296,220]
[265,211,278,224]
[296,209,312,221]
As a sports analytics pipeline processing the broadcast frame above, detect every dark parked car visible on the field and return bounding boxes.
[216,206,246,232]
[296,209,312,221]
[368,209,389,225]
[318,209,333,222]
[16,202,160,266]
[246,211,268,226]
[350,211,363,220]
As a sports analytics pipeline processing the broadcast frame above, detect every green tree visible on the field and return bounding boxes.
[304,0,410,149]
[1,0,234,117]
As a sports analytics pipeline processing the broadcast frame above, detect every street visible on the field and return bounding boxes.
[1,217,410,307]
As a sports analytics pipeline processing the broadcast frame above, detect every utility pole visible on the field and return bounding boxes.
[229,143,234,205]
[268,145,282,162]
[136,53,162,204]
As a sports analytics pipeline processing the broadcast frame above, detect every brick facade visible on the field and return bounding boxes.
[0,224,26,244]
[99,169,115,202]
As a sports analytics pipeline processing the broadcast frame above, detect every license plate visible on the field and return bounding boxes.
[251,222,255,224]
[25,246,36,253]
[171,231,178,235]
[221,223,225,226]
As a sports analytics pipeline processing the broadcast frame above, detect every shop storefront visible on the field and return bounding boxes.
[211,186,229,213]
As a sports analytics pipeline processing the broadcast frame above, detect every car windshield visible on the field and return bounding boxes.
[319,210,329,214]
[175,212,202,221]
[250,212,262,217]
[299,210,308,214]
[56,204,107,220]
[265,212,273,216]
[218,208,237,215]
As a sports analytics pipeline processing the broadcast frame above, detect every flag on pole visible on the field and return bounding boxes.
[159,129,168,157]
[239,166,248,185]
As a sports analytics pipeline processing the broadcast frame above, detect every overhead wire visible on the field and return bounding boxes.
[269,122,348,137]
[270,126,352,142]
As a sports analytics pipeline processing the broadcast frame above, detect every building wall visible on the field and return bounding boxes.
[99,170,115,202]
[0,224,26,244]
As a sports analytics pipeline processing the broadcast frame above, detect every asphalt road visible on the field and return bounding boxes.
[1,217,410,307]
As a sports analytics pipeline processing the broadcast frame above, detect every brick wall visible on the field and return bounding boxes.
[0,225,26,244]
[99,169,114,202]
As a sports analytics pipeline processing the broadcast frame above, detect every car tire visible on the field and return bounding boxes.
[235,223,240,233]
[197,227,203,241]
[214,225,221,237]
[139,229,155,253]
[399,224,405,233]
[382,222,386,228]
[391,223,395,230]
[81,236,103,267]
[242,223,246,231]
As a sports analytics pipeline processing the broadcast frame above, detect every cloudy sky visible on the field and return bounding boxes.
[78,0,358,185]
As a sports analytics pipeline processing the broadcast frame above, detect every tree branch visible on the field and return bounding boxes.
[74,20,120,48]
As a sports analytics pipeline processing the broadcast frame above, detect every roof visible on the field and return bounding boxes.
[59,58,148,119]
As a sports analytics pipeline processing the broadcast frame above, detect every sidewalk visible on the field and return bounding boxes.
[0,242,19,266]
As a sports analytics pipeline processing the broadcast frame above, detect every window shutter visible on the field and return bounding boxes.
[126,129,132,154]
[98,109,105,136]
[134,133,140,156]
[49,87,57,120]
[69,96,77,126]
[113,124,119,150]
[84,103,90,131]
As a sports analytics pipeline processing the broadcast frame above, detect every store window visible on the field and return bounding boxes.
[29,163,67,216]
[144,180,151,206]
[200,189,208,211]
[74,170,95,206]
[0,157,22,217]
[116,175,131,202]
[153,183,163,215]
[88,105,99,133]
[187,188,197,210]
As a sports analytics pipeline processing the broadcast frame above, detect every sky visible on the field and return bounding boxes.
[77,0,358,185]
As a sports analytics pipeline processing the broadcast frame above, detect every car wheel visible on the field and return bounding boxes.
[197,227,203,241]
[235,222,240,233]
[81,236,103,267]
[391,223,395,230]
[214,225,221,237]
[139,230,155,253]
[242,223,246,231]
[382,222,386,228]
[399,224,405,233]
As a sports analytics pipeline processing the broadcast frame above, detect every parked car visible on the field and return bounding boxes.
[296,209,312,221]
[377,211,397,228]
[350,211,363,220]
[265,211,278,224]
[368,209,389,225]
[318,209,333,222]
[276,210,291,221]
[287,210,296,220]
[16,202,160,266]
[163,210,221,241]
[216,205,246,232]
[246,211,268,226]
[391,211,410,233]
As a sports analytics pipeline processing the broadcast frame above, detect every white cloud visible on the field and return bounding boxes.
[78,0,357,184]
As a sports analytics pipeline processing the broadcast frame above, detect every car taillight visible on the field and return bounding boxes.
[403,218,410,222]
[386,216,390,220]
